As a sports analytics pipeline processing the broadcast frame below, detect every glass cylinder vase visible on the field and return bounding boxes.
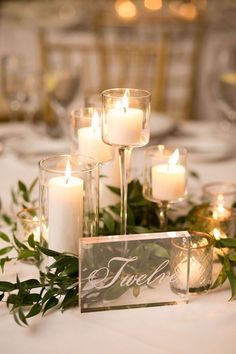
[39,154,99,255]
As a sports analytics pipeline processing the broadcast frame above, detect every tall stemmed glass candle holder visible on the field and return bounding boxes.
[143,145,187,230]
[39,155,99,255]
[102,88,151,234]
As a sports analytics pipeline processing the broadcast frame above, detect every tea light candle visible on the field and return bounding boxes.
[177,257,203,290]
[106,90,143,145]
[212,194,231,220]
[78,111,112,163]
[152,149,186,201]
[48,160,83,254]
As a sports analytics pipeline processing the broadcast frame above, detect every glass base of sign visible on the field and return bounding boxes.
[171,283,211,295]
[79,231,191,313]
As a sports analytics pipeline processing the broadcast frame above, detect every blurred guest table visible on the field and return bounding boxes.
[0,119,236,354]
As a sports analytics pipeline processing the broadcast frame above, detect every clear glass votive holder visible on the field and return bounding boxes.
[189,204,236,239]
[202,182,236,207]
[171,231,215,294]
[143,145,187,230]
[102,88,151,147]
[39,154,99,255]
[17,207,47,242]
[70,108,113,163]
[16,207,47,263]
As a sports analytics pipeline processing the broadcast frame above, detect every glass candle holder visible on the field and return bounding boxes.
[17,207,47,263]
[189,204,236,239]
[39,154,99,255]
[17,207,47,242]
[171,231,215,294]
[202,182,236,208]
[143,145,188,230]
[102,88,151,234]
[70,108,113,163]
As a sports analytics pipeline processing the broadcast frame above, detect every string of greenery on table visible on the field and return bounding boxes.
[0,178,236,326]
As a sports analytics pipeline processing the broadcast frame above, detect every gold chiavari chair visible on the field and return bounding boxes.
[38,25,203,121]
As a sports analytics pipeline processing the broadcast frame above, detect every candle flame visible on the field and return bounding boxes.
[217,194,224,205]
[213,194,226,220]
[213,228,227,240]
[65,159,71,183]
[115,89,129,112]
[169,149,179,166]
[91,111,100,132]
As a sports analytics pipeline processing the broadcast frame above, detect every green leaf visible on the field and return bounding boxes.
[42,288,60,304]
[38,246,61,258]
[2,214,13,225]
[189,170,199,179]
[18,308,28,326]
[60,288,78,310]
[29,178,38,194]
[0,257,12,272]
[107,185,120,196]
[211,265,227,289]
[26,303,42,318]
[28,234,35,248]
[103,211,115,233]
[103,282,128,301]
[13,311,24,327]
[228,252,236,262]
[13,234,27,250]
[218,238,236,248]
[43,296,59,315]
[18,181,27,193]
[18,249,36,260]
[0,281,16,292]
[226,268,236,301]
[20,279,41,289]
[0,246,13,256]
[0,232,10,243]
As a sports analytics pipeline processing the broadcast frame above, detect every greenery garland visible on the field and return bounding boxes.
[0,177,236,326]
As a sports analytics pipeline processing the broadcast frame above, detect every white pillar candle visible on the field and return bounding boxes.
[106,92,143,145]
[152,149,186,201]
[78,111,112,163]
[48,161,83,254]
[100,151,121,208]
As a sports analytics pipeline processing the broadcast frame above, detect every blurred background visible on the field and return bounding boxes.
[0,0,236,135]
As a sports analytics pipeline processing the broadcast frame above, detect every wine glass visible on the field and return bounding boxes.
[210,44,236,136]
[1,55,27,119]
[44,61,81,136]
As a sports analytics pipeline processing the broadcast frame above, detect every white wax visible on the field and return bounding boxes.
[78,127,112,163]
[106,108,143,145]
[152,164,186,201]
[99,153,120,208]
[48,176,83,254]
[177,257,202,290]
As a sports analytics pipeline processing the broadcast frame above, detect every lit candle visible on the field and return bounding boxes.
[177,256,203,290]
[106,89,143,145]
[48,160,83,254]
[78,111,112,163]
[212,195,231,220]
[152,149,186,201]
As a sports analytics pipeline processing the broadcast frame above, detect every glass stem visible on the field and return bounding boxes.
[158,201,169,231]
[118,146,131,235]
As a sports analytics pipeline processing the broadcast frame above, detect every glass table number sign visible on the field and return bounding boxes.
[79,231,191,312]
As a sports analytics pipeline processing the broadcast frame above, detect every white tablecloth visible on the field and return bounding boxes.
[0,121,236,354]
